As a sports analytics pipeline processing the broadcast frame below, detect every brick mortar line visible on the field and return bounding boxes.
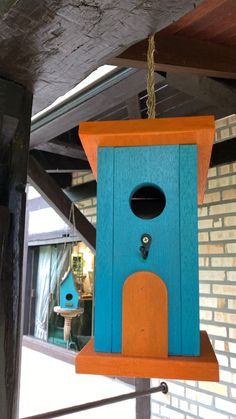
[151,395,234,419]
[201,397,236,418]
[199,232,235,235]
[206,185,236,192]
[198,331,236,338]
[199,282,228,285]
[198,215,236,219]
[202,320,236,328]
[216,121,236,130]
[200,293,236,299]
[199,267,236,272]
[167,379,231,392]
[199,254,236,257]
[201,199,236,206]
[214,351,236,359]
[151,399,200,417]
[200,308,236,314]
[199,239,236,243]
[199,269,232,271]
[206,172,236,181]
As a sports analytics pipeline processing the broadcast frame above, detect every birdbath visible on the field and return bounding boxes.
[54,306,84,341]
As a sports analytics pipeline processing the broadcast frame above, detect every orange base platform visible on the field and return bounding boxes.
[75,331,219,381]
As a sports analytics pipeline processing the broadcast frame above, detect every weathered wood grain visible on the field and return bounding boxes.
[0,77,32,419]
[111,32,236,79]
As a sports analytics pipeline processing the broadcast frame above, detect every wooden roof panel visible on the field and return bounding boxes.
[161,0,236,47]
[79,116,215,204]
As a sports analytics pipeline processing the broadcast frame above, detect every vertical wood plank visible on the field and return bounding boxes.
[180,145,200,355]
[94,147,114,352]
[113,145,181,354]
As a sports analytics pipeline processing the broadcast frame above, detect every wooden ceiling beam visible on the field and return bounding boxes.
[110,33,236,79]
[49,173,72,189]
[64,181,97,203]
[166,73,236,116]
[28,156,96,252]
[34,138,87,161]
[30,70,160,148]
[30,150,90,172]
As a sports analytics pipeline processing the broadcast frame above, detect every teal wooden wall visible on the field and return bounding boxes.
[94,145,199,356]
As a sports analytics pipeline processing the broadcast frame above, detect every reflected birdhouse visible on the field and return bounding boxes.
[59,253,83,309]
[60,270,78,309]
[76,117,219,381]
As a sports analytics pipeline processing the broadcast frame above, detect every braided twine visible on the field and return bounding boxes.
[146,33,156,119]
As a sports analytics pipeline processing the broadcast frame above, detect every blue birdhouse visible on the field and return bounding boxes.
[76,117,219,381]
[60,270,79,309]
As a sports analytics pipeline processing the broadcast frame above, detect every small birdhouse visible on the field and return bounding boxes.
[60,270,78,309]
[76,116,219,381]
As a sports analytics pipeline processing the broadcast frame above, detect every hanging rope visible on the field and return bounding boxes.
[146,33,156,119]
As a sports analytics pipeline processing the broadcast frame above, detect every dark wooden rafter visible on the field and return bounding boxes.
[35,138,87,161]
[126,96,142,119]
[49,173,72,189]
[166,73,236,115]
[110,33,236,79]
[64,180,97,202]
[0,206,10,276]
[0,1,203,114]
[30,150,90,172]
[28,156,96,252]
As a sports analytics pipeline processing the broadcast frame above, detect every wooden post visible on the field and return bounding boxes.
[0,77,32,419]
[135,378,151,419]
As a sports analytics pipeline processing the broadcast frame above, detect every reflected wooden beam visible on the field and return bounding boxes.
[28,156,96,252]
[30,70,160,148]
[35,139,87,161]
[64,181,97,202]
[110,34,236,79]
[31,150,90,172]
[210,137,236,167]
[167,73,236,116]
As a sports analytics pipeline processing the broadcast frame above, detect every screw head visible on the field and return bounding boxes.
[142,236,149,244]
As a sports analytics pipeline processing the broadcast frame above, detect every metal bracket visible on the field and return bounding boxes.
[21,382,168,419]
[140,233,152,260]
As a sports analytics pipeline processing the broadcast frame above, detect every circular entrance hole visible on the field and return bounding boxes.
[66,293,73,301]
[130,185,166,219]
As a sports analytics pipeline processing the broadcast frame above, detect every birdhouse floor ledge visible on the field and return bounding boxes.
[75,331,219,382]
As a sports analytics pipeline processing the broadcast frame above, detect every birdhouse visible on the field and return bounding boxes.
[76,116,219,381]
[60,270,79,309]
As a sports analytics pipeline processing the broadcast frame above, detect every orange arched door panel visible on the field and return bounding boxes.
[122,271,168,358]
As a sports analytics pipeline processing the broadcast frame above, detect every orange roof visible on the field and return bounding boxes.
[79,116,215,204]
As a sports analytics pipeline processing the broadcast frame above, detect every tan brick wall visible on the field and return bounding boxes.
[151,160,236,419]
[216,115,236,143]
